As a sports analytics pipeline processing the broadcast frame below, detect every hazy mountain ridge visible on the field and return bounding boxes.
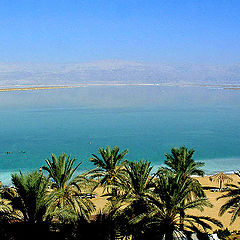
[0,60,239,86]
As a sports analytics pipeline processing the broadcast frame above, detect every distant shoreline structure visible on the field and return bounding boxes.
[0,83,240,92]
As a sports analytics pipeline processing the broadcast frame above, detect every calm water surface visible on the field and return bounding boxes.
[0,86,240,184]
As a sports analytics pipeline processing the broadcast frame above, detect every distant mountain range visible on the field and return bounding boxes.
[0,60,239,86]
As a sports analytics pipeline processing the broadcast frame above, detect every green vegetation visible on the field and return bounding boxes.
[88,145,128,196]
[43,153,95,222]
[164,147,205,177]
[11,171,50,224]
[0,145,237,239]
[43,153,81,190]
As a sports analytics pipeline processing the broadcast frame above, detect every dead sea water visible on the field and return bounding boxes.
[0,86,240,184]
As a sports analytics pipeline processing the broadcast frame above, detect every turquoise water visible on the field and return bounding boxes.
[0,86,240,184]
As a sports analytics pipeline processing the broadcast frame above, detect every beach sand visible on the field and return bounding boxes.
[190,174,239,231]
[91,174,240,231]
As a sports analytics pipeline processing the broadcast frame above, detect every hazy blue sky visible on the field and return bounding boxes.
[0,0,240,63]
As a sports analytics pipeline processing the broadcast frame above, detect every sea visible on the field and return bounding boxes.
[0,85,240,184]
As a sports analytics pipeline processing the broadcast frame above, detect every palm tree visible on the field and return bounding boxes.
[112,159,155,239]
[164,147,205,178]
[0,172,57,239]
[0,198,12,214]
[88,146,128,196]
[43,153,95,222]
[123,160,154,199]
[218,172,240,224]
[130,170,222,240]
[0,187,20,223]
[43,153,81,189]
[10,171,50,224]
[0,197,15,222]
[0,195,16,240]
[114,159,154,212]
[163,146,206,230]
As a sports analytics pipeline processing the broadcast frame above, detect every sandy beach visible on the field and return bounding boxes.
[91,174,240,231]
[190,174,240,231]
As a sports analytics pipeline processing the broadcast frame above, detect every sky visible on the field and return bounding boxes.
[0,0,240,64]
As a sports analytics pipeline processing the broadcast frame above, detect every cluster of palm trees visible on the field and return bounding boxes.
[0,146,239,239]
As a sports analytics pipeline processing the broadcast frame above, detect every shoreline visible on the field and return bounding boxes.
[0,83,240,92]
[0,167,239,186]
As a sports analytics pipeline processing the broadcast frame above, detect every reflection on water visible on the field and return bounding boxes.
[0,85,240,109]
